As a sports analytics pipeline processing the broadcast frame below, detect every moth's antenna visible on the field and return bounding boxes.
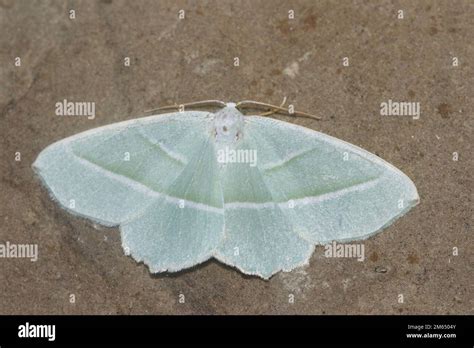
[145,100,227,114]
[236,100,321,120]
[258,97,287,116]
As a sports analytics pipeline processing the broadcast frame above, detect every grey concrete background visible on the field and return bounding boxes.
[0,0,472,314]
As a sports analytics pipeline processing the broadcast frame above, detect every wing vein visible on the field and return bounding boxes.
[262,147,317,172]
[67,147,223,214]
[135,127,188,165]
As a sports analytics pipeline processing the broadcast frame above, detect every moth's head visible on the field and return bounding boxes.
[213,104,244,143]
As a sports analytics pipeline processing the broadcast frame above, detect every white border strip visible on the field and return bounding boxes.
[67,147,223,215]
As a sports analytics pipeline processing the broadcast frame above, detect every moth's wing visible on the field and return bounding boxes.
[245,116,419,244]
[33,112,210,225]
[33,111,225,272]
[214,138,314,279]
[121,138,224,272]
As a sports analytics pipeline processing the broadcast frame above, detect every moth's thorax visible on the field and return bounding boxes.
[212,105,244,144]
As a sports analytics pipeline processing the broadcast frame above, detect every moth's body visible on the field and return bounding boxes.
[212,103,245,145]
[33,101,419,279]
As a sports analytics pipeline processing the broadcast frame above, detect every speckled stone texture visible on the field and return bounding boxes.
[0,0,472,314]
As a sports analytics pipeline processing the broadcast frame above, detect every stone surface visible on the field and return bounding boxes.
[0,0,472,314]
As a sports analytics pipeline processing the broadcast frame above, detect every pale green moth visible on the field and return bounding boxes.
[33,101,419,279]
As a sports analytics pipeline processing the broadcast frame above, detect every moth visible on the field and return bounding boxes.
[33,100,419,279]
